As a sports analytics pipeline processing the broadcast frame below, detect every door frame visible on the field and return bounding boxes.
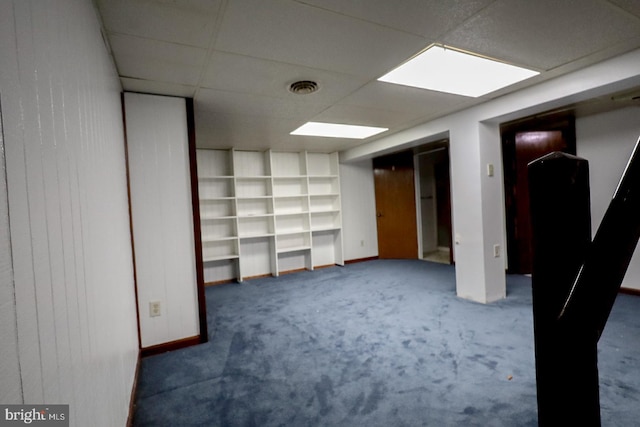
[414,142,453,264]
[501,113,576,274]
[373,150,419,259]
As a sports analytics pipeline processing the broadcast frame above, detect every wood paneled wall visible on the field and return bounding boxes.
[0,1,139,425]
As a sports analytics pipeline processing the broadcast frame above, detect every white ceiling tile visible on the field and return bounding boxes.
[295,0,495,38]
[609,0,640,19]
[195,113,299,149]
[98,0,640,153]
[97,0,222,48]
[311,104,416,129]
[270,136,363,153]
[341,81,471,117]
[196,88,330,119]
[121,78,196,98]
[200,51,368,103]
[214,0,428,78]
[442,0,640,71]
[194,112,353,151]
[110,34,207,86]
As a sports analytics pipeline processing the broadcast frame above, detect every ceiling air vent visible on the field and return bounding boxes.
[289,80,319,95]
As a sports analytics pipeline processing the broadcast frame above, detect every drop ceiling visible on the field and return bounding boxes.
[96,0,640,152]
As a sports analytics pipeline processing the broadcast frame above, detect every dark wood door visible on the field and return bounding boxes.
[502,116,576,274]
[373,152,418,259]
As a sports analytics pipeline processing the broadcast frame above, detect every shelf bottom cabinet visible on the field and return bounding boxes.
[201,230,344,283]
[203,258,239,284]
[276,248,312,275]
[238,236,275,280]
[312,229,344,268]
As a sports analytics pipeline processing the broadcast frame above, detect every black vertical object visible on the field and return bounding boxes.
[528,136,640,426]
[528,152,597,426]
[559,138,640,339]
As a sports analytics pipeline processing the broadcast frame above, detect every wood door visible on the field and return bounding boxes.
[373,152,418,259]
[502,116,576,273]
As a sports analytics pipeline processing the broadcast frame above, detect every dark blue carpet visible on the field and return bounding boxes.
[132,260,640,426]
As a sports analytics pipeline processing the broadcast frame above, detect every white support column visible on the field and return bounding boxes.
[449,118,506,303]
[479,121,508,302]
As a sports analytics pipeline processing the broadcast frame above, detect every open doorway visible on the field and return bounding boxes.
[415,142,453,264]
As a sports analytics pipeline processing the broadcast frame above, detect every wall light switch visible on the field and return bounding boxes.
[149,301,161,317]
[487,163,494,177]
[493,244,501,258]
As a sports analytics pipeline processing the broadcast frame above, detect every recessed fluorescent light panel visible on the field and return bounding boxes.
[291,122,388,139]
[378,45,539,97]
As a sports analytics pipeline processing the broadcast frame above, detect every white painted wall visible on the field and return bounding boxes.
[125,92,200,348]
[339,160,378,260]
[0,1,138,425]
[341,48,640,303]
[577,106,640,290]
[0,89,21,404]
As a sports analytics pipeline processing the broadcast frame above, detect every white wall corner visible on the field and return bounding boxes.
[125,92,200,348]
[339,160,379,260]
[449,121,489,302]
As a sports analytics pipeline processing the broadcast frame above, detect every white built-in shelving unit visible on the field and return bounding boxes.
[196,149,344,283]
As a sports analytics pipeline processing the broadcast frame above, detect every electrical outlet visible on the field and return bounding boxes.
[149,301,161,317]
[360,240,364,247]
[493,244,501,258]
